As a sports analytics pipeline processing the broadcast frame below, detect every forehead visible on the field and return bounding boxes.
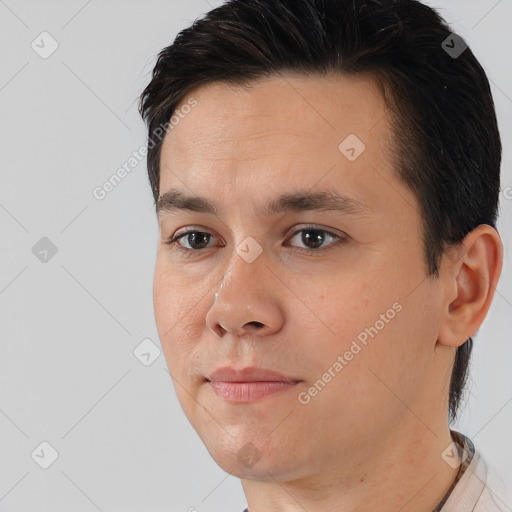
[158,73,414,221]
[163,72,388,153]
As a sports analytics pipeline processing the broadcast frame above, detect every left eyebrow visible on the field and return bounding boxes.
[156,188,374,218]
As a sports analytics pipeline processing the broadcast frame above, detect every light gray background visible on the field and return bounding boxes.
[1,1,511,511]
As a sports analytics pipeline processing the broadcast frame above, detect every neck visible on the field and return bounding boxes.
[241,415,460,512]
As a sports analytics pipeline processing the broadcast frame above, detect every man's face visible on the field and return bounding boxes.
[154,73,447,480]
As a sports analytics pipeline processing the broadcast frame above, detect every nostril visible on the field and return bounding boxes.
[249,321,264,328]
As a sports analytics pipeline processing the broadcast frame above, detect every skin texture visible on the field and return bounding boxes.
[153,73,503,512]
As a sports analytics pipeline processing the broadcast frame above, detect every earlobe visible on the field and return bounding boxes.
[437,225,503,348]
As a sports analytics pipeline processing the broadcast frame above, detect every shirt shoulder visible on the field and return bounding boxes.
[440,433,511,512]
[474,485,512,512]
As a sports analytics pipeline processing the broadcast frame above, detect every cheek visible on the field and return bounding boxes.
[153,268,179,338]
[296,262,421,384]
[302,271,387,344]
[153,268,210,424]
[153,264,206,369]
[339,282,441,417]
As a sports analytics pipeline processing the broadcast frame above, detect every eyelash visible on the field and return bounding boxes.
[164,225,346,257]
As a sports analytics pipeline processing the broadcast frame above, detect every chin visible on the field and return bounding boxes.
[212,452,291,481]
[200,430,304,482]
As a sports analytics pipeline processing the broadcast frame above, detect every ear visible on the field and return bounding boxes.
[437,224,503,348]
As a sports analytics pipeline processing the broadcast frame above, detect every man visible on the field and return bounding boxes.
[139,1,507,510]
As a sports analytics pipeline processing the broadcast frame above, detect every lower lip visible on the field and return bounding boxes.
[207,381,299,402]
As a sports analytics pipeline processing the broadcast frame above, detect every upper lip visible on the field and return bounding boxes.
[207,366,300,383]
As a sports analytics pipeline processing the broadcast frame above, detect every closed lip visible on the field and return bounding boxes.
[206,366,301,383]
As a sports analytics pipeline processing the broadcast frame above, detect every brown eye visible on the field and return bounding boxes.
[177,231,214,250]
[287,226,342,251]
[166,230,219,251]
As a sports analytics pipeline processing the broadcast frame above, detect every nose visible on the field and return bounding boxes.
[205,251,285,339]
